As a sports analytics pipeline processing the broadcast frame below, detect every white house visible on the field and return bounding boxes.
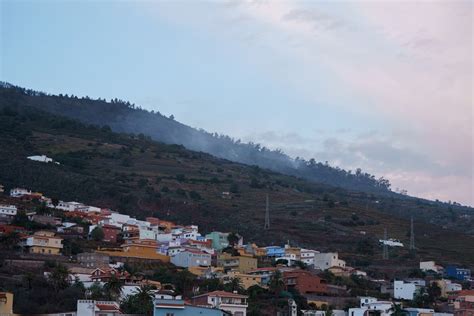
[348,297,394,316]
[177,227,201,240]
[10,188,31,197]
[446,282,462,292]
[27,155,57,164]
[276,253,299,266]
[139,227,156,240]
[0,204,17,218]
[300,249,319,266]
[76,300,121,315]
[313,252,346,270]
[394,280,424,300]
[156,233,174,243]
[420,261,443,273]
[379,239,404,247]
[170,249,211,268]
[54,201,86,212]
[192,291,248,316]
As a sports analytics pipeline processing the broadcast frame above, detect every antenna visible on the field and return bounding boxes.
[264,194,270,230]
[410,216,415,251]
[383,228,388,260]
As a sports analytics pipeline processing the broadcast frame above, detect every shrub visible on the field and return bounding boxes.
[189,191,202,200]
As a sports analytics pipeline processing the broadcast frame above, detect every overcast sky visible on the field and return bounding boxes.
[2,1,473,205]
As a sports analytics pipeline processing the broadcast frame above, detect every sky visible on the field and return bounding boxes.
[1,0,473,205]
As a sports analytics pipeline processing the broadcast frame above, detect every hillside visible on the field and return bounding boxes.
[0,100,473,270]
[0,82,392,194]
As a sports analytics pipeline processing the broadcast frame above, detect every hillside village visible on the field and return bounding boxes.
[0,185,472,316]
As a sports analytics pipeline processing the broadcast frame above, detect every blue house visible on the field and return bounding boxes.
[153,291,230,316]
[265,246,285,257]
[445,265,471,280]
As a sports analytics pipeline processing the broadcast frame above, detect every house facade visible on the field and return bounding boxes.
[206,231,230,251]
[192,291,248,316]
[394,280,423,300]
[10,188,32,197]
[171,249,211,268]
[0,292,13,314]
[348,297,394,316]
[77,252,110,268]
[300,249,319,266]
[0,205,17,222]
[24,230,63,255]
[313,252,346,271]
[76,299,122,316]
[216,253,258,273]
[446,266,471,281]
[420,261,443,273]
[153,291,230,316]
[265,246,285,257]
[101,224,121,243]
[283,270,328,294]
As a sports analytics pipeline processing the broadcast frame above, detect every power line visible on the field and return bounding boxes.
[264,194,270,230]
[410,216,415,251]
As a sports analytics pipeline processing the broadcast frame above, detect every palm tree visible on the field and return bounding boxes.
[120,284,154,316]
[224,277,245,294]
[48,263,70,292]
[227,232,240,247]
[389,303,406,316]
[104,275,123,301]
[268,270,285,296]
[88,282,106,300]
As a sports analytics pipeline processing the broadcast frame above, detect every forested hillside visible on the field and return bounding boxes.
[0,82,391,194]
[0,99,473,269]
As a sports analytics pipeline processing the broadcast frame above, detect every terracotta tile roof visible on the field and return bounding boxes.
[102,224,121,230]
[184,248,209,255]
[96,303,120,311]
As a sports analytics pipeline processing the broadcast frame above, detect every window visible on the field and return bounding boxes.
[166,313,175,316]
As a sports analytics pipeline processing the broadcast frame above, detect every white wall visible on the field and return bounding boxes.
[313,253,346,270]
[394,281,417,300]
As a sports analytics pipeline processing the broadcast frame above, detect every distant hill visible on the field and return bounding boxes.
[0,88,473,269]
[0,82,392,194]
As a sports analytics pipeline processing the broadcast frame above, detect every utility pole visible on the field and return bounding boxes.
[410,216,415,251]
[383,228,388,260]
[264,194,270,230]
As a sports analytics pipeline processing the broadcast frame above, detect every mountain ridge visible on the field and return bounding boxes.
[0,82,395,196]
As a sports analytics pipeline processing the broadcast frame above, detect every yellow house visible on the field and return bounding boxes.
[97,239,170,262]
[0,292,14,314]
[217,253,258,273]
[236,247,255,257]
[188,266,224,277]
[226,271,262,289]
[25,231,63,255]
[284,245,301,260]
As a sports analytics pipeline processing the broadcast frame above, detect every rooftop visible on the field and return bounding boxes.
[193,291,248,299]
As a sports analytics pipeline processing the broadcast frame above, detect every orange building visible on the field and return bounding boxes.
[97,239,170,262]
